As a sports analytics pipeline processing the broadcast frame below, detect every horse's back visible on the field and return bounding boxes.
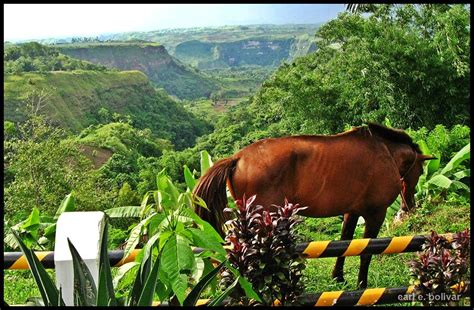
[230,134,401,217]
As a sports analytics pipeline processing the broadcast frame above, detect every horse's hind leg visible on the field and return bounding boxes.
[357,212,385,288]
[332,213,358,283]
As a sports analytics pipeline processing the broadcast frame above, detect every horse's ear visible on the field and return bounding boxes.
[417,154,437,161]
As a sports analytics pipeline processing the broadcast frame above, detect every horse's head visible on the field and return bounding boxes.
[399,151,436,212]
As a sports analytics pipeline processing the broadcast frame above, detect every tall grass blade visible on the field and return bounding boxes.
[137,249,163,306]
[11,229,63,306]
[97,222,117,306]
[184,260,226,306]
[208,275,240,306]
[67,238,97,306]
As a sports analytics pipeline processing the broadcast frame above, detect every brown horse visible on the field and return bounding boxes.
[193,123,435,288]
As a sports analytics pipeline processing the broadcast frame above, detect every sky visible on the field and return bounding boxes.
[4,4,346,42]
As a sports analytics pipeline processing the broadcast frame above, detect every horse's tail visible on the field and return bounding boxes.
[193,156,238,237]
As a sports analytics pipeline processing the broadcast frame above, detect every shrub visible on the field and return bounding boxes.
[408,229,470,306]
[220,195,307,305]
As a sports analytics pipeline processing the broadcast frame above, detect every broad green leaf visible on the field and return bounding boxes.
[21,208,40,230]
[97,222,117,306]
[451,180,470,192]
[68,238,97,306]
[453,169,470,180]
[200,150,213,175]
[157,170,180,210]
[194,195,209,210]
[185,208,224,243]
[192,257,205,283]
[426,154,441,177]
[184,260,226,306]
[113,262,139,289]
[440,143,470,176]
[418,140,440,178]
[427,174,452,189]
[208,275,239,306]
[54,193,75,219]
[43,223,56,238]
[122,214,156,259]
[183,165,197,191]
[11,229,63,306]
[147,212,166,236]
[417,140,431,156]
[104,206,141,218]
[141,233,160,271]
[159,230,174,251]
[139,192,152,218]
[160,234,195,304]
[188,228,226,259]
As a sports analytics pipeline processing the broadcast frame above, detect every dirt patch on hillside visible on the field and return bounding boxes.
[213,99,240,112]
[79,144,113,169]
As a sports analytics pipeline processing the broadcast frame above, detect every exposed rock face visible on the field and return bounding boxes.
[59,43,218,100]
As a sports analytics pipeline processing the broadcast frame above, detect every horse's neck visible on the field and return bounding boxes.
[375,136,414,172]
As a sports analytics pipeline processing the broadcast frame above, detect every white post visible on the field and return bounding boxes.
[54,212,105,306]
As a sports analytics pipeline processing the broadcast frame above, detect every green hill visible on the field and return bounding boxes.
[57,42,219,100]
[4,70,211,149]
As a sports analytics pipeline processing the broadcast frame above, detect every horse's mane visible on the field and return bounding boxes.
[365,123,421,153]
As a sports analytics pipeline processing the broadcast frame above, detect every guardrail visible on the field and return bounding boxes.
[4,233,455,270]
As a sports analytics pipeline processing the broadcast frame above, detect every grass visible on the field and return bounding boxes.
[3,270,52,305]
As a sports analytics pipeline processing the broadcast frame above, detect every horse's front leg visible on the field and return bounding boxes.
[357,211,385,288]
[332,213,358,283]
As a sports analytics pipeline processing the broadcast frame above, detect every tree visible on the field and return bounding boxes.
[4,114,111,220]
[254,4,470,134]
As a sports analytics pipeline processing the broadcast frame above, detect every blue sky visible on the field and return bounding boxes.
[4,4,346,42]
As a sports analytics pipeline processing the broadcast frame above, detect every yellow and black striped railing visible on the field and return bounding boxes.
[294,281,469,306]
[297,233,453,258]
[4,249,139,270]
[3,233,455,270]
[150,282,470,306]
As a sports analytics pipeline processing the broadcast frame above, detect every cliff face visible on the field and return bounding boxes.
[58,43,219,100]
[174,36,317,69]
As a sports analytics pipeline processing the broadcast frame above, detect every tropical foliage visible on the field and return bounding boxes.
[10,221,233,306]
[104,165,229,304]
[408,229,470,306]
[4,193,75,251]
